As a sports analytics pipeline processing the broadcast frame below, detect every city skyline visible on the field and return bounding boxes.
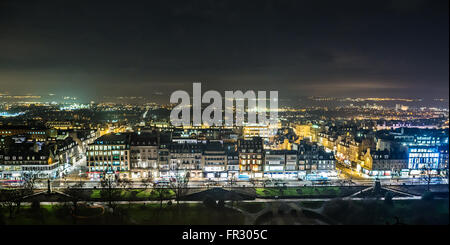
[0,0,449,102]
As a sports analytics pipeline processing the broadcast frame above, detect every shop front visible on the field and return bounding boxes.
[238,172,250,180]
[264,171,298,179]
[361,168,392,178]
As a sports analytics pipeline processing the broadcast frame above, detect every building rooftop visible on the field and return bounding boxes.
[130,132,158,146]
[94,133,131,145]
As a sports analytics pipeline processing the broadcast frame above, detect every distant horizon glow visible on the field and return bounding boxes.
[0,0,448,103]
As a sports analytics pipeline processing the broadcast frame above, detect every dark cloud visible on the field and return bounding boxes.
[0,0,448,103]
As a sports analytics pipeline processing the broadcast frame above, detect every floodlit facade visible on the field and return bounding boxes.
[238,137,264,179]
[129,133,159,179]
[360,149,408,177]
[408,146,440,175]
[168,143,203,180]
[264,150,298,179]
[202,142,227,180]
[86,133,130,180]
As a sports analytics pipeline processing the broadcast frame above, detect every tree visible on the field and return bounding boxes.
[217,199,225,209]
[14,171,39,214]
[170,172,190,206]
[65,180,85,216]
[250,179,260,187]
[117,178,132,189]
[262,180,266,188]
[228,177,236,187]
[140,176,154,207]
[249,178,257,187]
[276,181,286,196]
[1,189,21,218]
[0,173,39,219]
[141,175,154,189]
[420,164,435,192]
[22,172,38,193]
[153,188,170,209]
[100,174,121,214]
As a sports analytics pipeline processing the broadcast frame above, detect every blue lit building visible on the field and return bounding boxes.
[438,144,449,177]
[414,135,447,146]
[408,146,440,174]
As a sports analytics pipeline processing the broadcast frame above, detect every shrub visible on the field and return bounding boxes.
[217,199,225,209]
[384,192,393,205]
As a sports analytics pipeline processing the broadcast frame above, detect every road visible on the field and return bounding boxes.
[2,155,447,189]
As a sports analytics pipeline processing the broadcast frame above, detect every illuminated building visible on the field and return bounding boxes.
[310,124,320,142]
[360,149,408,178]
[45,121,73,130]
[172,127,236,142]
[59,103,89,111]
[157,142,170,180]
[225,145,239,181]
[129,133,159,179]
[202,142,227,180]
[376,128,448,151]
[243,124,279,140]
[336,139,361,164]
[264,151,285,178]
[242,122,281,148]
[414,135,447,146]
[317,132,336,151]
[438,144,449,177]
[168,143,203,180]
[70,130,98,152]
[86,133,131,180]
[264,150,298,179]
[0,136,14,151]
[238,137,264,179]
[0,126,55,141]
[408,146,440,175]
[0,111,25,117]
[0,142,66,180]
[54,137,80,168]
[395,104,409,111]
[294,124,312,140]
[297,143,336,181]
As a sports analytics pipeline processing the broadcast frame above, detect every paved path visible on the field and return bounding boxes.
[9,195,424,207]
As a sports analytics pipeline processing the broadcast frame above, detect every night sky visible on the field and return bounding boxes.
[0,0,448,103]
